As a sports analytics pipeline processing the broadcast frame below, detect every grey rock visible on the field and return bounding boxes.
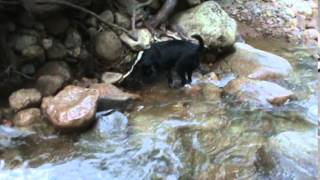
[36,75,65,96]
[9,89,42,111]
[95,31,123,62]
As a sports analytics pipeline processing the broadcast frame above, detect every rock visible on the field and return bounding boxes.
[36,75,64,96]
[13,108,41,127]
[44,13,69,35]
[120,28,152,51]
[90,83,140,110]
[170,1,237,47]
[46,41,67,60]
[99,10,114,24]
[41,86,99,130]
[269,129,317,179]
[216,43,293,80]
[37,61,72,82]
[65,29,82,49]
[9,89,42,111]
[21,45,45,60]
[202,83,222,100]
[42,38,53,50]
[101,72,123,84]
[95,31,123,62]
[94,111,128,135]
[224,77,295,107]
[14,35,38,51]
[114,12,131,29]
[304,29,318,42]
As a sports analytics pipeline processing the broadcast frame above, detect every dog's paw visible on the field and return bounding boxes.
[183,84,192,89]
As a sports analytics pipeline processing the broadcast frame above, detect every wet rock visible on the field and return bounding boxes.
[94,111,128,135]
[21,45,45,60]
[95,31,123,62]
[99,10,114,24]
[216,43,293,80]
[101,72,123,84]
[0,126,33,149]
[65,29,82,49]
[90,83,140,110]
[224,77,295,107]
[36,75,64,96]
[9,89,42,111]
[120,28,152,51]
[13,108,41,127]
[171,1,237,47]
[46,41,67,60]
[269,129,317,179]
[14,35,38,51]
[44,13,69,35]
[114,12,131,29]
[37,61,72,82]
[41,86,99,130]
[202,83,222,100]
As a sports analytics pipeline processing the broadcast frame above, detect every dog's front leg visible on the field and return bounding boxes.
[167,70,174,88]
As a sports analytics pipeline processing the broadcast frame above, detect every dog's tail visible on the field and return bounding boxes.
[191,34,204,52]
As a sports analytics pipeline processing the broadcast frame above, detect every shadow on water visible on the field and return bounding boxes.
[0,39,317,179]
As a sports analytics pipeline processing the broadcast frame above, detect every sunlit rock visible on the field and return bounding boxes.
[171,1,237,47]
[215,43,293,80]
[41,86,99,131]
[9,89,42,111]
[13,108,41,127]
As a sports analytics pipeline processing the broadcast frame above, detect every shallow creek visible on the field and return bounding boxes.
[0,39,317,179]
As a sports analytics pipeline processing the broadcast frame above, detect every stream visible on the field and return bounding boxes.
[0,39,317,179]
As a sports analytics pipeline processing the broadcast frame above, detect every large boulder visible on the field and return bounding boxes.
[224,77,295,107]
[170,1,237,47]
[13,108,41,127]
[215,43,293,80]
[95,31,123,62]
[90,83,140,110]
[268,129,317,179]
[9,89,42,111]
[41,86,99,130]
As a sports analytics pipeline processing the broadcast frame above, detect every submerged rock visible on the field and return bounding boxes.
[215,43,293,80]
[37,61,72,82]
[9,89,42,111]
[171,1,237,47]
[224,78,295,107]
[13,108,41,127]
[268,129,317,179]
[202,83,222,100]
[95,31,123,62]
[36,75,64,96]
[90,83,140,110]
[41,86,99,131]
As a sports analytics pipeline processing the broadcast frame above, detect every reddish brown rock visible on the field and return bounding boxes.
[9,88,42,111]
[224,77,295,107]
[41,85,99,130]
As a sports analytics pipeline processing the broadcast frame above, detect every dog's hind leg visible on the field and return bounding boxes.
[187,71,192,84]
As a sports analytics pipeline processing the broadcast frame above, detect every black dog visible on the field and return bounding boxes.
[136,34,205,87]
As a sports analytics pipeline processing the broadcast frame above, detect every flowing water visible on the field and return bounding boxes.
[0,39,317,179]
